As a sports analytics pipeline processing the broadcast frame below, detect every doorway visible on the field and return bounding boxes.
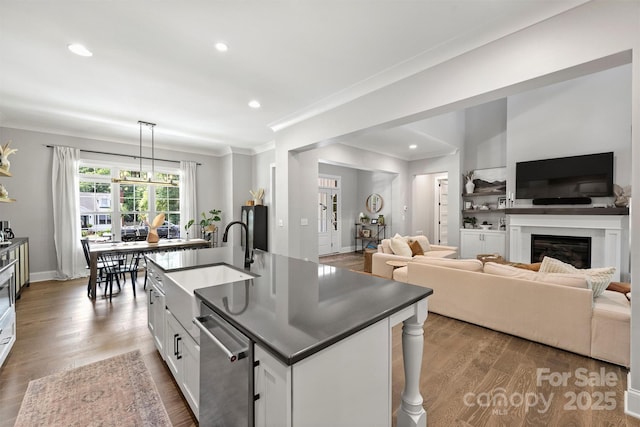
[318,175,341,255]
[412,172,448,244]
[436,177,449,245]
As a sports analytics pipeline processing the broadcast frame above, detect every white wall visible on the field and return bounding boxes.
[506,63,632,205]
[464,98,507,170]
[357,169,395,240]
[0,126,222,280]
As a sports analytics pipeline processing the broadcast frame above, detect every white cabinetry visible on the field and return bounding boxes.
[147,283,165,358]
[147,259,199,420]
[253,319,389,427]
[165,309,200,419]
[254,345,290,427]
[460,229,506,258]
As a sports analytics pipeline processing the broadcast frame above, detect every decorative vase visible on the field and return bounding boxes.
[465,180,475,194]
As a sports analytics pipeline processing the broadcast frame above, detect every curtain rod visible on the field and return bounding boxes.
[45,145,202,166]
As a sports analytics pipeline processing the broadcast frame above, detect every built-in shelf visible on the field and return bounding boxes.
[462,192,505,197]
[462,209,506,214]
[505,207,629,215]
[0,198,16,203]
[0,170,11,177]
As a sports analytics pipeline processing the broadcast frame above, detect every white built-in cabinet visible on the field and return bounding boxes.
[460,229,506,259]
[165,310,200,418]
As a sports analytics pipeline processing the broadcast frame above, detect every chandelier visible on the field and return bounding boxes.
[111,121,177,186]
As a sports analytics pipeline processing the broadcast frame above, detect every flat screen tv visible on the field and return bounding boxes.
[515,152,614,201]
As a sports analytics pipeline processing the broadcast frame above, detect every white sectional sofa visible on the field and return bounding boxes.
[401,257,630,367]
[371,235,458,279]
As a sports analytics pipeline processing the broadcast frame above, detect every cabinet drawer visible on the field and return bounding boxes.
[146,263,165,293]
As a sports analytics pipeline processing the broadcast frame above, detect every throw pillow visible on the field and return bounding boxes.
[412,235,431,252]
[389,235,412,257]
[539,256,615,298]
[409,240,424,256]
[607,281,631,294]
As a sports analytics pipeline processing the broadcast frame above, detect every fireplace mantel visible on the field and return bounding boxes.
[505,207,628,215]
[507,214,629,281]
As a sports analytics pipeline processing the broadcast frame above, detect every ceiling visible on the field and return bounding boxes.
[0,1,588,159]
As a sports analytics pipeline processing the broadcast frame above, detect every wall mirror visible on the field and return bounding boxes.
[366,193,383,213]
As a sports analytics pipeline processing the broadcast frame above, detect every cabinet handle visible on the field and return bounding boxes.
[176,336,182,360]
[254,394,261,401]
[149,288,153,304]
[174,333,179,356]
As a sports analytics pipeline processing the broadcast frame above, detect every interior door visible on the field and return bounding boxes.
[318,189,339,255]
[437,178,448,245]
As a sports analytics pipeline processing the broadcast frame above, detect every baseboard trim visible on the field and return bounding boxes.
[30,270,88,283]
[625,373,640,419]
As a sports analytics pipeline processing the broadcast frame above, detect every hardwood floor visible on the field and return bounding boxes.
[319,251,366,272]
[2,253,639,426]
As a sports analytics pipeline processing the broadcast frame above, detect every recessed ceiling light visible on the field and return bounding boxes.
[68,43,93,57]
[215,42,228,52]
[248,100,261,109]
[409,144,417,149]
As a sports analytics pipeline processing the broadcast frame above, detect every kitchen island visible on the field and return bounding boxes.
[146,247,432,427]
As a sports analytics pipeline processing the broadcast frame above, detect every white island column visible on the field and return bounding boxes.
[395,298,428,427]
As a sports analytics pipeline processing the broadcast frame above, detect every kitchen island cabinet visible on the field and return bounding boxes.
[147,248,432,427]
[165,309,199,418]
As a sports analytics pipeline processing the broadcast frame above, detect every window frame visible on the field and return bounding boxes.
[78,159,182,241]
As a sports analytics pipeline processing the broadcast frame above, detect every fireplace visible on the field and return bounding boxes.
[531,234,591,268]
[508,214,628,281]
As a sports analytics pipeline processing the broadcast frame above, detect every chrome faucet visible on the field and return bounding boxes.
[222,221,253,268]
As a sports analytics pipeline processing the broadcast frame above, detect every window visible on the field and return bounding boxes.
[79,162,181,241]
[79,166,113,239]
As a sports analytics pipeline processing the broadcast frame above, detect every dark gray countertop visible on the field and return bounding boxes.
[147,248,432,365]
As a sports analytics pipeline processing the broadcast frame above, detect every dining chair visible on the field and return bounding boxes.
[81,238,110,296]
[99,251,143,300]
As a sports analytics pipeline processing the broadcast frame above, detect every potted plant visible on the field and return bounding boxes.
[463,216,477,229]
[184,219,195,240]
[359,212,370,225]
[200,209,222,237]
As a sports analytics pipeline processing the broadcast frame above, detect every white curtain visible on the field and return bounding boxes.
[52,146,83,279]
[180,161,198,238]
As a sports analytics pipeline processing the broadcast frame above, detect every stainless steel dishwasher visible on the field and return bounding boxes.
[194,301,254,427]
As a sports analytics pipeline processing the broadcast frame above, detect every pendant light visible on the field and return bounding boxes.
[112,121,177,186]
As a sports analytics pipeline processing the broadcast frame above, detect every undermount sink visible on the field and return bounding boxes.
[165,264,256,342]
[168,264,255,293]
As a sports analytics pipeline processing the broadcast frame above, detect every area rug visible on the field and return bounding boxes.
[14,350,172,427]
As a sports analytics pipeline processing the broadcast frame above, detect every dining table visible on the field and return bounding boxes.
[87,238,211,300]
